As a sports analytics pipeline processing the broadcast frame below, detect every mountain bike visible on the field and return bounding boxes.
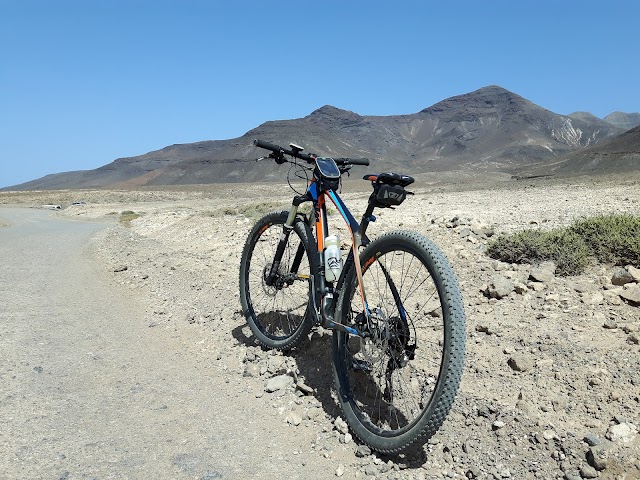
[239,139,466,453]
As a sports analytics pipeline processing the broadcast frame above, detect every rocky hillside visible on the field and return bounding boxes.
[5,86,631,190]
[519,126,640,177]
[604,112,640,130]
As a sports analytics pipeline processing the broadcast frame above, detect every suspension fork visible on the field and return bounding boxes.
[265,190,314,287]
[265,205,300,286]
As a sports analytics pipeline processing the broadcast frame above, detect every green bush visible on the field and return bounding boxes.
[487,214,640,276]
[569,214,640,267]
[487,229,590,276]
[203,202,286,219]
[119,210,140,224]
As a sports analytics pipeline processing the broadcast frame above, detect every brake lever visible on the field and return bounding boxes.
[273,152,286,165]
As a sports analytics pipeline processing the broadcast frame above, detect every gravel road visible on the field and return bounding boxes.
[0,208,342,480]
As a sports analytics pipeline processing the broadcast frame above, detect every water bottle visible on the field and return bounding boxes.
[324,235,343,282]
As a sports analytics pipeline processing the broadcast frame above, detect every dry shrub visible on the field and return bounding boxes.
[487,214,640,275]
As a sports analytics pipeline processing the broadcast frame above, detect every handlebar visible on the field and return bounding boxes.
[253,139,370,167]
[253,139,315,163]
[253,139,282,153]
[334,157,370,166]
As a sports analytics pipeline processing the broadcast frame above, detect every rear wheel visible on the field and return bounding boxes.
[239,211,317,350]
[333,231,465,452]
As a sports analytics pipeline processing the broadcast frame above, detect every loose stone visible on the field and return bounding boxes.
[611,267,634,286]
[356,445,372,457]
[580,465,598,479]
[606,423,637,443]
[583,434,600,446]
[265,374,294,393]
[530,263,555,283]
[508,354,534,372]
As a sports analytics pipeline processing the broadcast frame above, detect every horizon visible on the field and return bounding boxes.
[2,1,639,188]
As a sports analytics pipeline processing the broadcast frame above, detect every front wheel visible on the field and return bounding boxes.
[332,231,465,453]
[239,211,317,350]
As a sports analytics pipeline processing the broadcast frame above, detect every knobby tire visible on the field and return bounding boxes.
[332,230,466,453]
[239,211,317,350]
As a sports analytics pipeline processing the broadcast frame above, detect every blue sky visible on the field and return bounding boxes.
[1,0,639,188]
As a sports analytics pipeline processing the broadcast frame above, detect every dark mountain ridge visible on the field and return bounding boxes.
[4,86,635,190]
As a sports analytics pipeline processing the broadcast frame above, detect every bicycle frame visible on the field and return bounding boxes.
[268,178,379,337]
[246,139,465,452]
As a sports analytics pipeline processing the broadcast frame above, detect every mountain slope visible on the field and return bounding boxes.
[3,86,628,190]
[603,112,640,130]
[518,125,640,177]
[411,86,620,168]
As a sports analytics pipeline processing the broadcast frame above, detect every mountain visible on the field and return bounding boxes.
[517,125,640,177]
[4,86,628,190]
[569,111,602,123]
[410,86,621,168]
[603,112,640,130]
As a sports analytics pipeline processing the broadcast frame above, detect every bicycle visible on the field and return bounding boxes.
[239,139,466,453]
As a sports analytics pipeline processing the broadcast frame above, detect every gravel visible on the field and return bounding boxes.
[4,177,639,479]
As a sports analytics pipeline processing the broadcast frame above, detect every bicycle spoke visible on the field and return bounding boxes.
[242,215,313,345]
[345,245,448,432]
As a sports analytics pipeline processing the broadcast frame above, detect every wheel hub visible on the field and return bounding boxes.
[261,265,278,296]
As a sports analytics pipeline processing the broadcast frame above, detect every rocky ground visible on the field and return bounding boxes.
[2,176,639,479]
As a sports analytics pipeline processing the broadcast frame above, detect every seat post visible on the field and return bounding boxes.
[358,201,376,237]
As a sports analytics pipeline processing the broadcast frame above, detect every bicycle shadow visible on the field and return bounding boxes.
[289,329,429,468]
[230,322,259,348]
[289,329,341,419]
[231,324,341,420]
[230,324,429,468]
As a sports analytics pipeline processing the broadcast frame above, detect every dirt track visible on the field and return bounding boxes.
[0,208,346,479]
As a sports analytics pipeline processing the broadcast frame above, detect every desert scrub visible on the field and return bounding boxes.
[568,213,640,267]
[204,201,337,220]
[201,201,284,219]
[119,210,140,225]
[487,213,640,275]
[487,229,590,276]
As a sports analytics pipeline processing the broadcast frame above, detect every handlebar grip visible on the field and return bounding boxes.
[348,158,370,166]
[336,157,370,166]
[253,139,282,153]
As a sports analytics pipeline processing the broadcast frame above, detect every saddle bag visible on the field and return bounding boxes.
[375,184,407,206]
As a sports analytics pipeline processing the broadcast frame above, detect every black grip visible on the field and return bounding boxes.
[335,157,370,166]
[349,158,370,166]
[253,139,282,153]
